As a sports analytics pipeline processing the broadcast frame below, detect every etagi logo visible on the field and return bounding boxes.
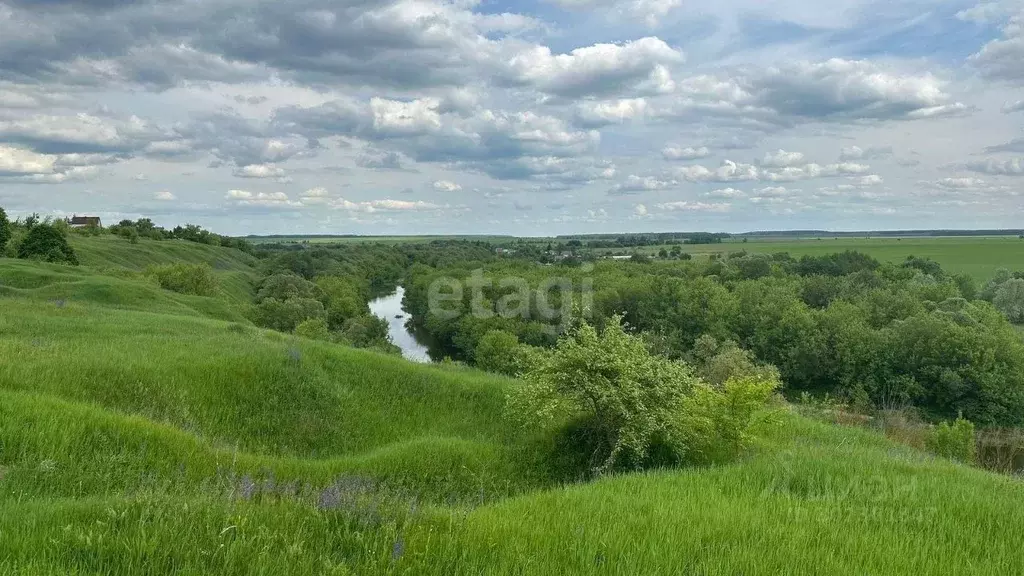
[426,265,594,335]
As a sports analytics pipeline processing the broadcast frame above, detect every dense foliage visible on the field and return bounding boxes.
[0,207,10,253]
[509,316,781,475]
[16,224,79,265]
[407,251,1024,426]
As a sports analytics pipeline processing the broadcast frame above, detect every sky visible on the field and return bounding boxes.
[1,0,1024,235]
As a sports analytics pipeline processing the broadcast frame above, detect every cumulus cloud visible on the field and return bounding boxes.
[0,145,55,175]
[433,180,463,192]
[659,59,968,126]
[760,149,804,168]
[705,187,745,199]
[609,174,677,194]
[154,190,176,201]
[501,37,683,98]
[675,160,759,182]
[969,12,1024,82]
[966,157,1024,175]
[839,146,893,161]
[232,164,287,179]
[661,145,709,161]
[574,98,648,127]
[654,200,731,212]
[226,189,302,208]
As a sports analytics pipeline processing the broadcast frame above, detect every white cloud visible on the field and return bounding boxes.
[761,149,805,168]
[705,187,745,198]
[610,174,677,194]
[676,160,759,182]
[225,189,302,208]
[633,203,648,216]
[966,157,1024,175]
[661,145,709,161]
[233,164,287,179]
[654,200,731,212]
[502,37,684,97]
[575,98,648,127]
[433,180,463,192]
[0,145,55,175]
[154,190,176,201]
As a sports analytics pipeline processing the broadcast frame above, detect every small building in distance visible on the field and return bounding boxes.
[69,215,102,228]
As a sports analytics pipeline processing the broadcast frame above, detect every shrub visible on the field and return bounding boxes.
[295,317,332,342]
[474,330,540,377]
[670,374,781,465]
[508,316,700,474]
[926,414,977,464]
[0,207,11,253]
[147,263,218,296]
[17,224,78,265]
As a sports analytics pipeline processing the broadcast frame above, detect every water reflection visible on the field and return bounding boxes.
[368,287,436,363]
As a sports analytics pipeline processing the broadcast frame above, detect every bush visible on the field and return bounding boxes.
[926,414,976,464]
[474,330,540,377]
[508,316,700,474]
[295,317,332,342]
[670,374,781,465]
[17,224,78,265]
[0,207,11,253]
[147,263,218,296]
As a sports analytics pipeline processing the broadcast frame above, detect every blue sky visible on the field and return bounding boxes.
[0,0,1023,235]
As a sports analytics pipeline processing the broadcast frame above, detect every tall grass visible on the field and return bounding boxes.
[2,254,1024,574]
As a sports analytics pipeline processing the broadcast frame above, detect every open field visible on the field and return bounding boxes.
[2,239,1024,574]
[247,234,1023,282]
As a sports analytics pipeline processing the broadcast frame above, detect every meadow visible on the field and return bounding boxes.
[2,233,1024,574]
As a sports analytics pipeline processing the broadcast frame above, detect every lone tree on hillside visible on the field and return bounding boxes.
[0,207,10,253]
[17,224,79,265]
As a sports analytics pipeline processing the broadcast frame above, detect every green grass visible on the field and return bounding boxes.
[2,254,1024,574]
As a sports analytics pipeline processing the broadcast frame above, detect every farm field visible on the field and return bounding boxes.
[588,237,1024,282]
[2,236,1024,574]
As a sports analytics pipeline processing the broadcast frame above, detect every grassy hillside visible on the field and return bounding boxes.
[2,254,1023,574]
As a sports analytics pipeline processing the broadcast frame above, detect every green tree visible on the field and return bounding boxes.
[295,317,332,342]
[0,207,11,253]
[17,224,78,265]
[508,316,699,474]
[993,278,1024,324]
[475,330,538,377]
[251,297,325,332]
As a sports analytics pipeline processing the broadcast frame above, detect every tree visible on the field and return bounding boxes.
[17,224,78,265]
[508,316,699,474]
[0,207,10,254]
[993,278,1024,324]
[474,330,538,377]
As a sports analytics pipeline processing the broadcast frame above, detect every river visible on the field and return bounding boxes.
[368,287,436,363]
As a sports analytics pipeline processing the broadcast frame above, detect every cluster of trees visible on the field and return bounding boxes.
[0,208,79,265]
[558,232,730,249]
[108,219,254,253]
[249,273,396,352]
[404,251,1024,427]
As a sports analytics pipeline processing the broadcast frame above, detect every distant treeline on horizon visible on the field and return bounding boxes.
[245,229,1024,240]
